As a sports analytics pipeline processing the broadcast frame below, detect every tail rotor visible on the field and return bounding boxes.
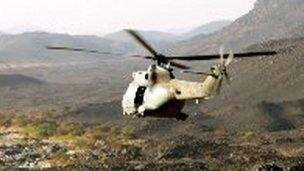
[182,47,235,95]
[215,47,234,94]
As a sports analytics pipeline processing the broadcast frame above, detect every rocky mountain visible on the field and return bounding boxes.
[181,20,232,39]
[174,0,304,54]
[285,24,304,38]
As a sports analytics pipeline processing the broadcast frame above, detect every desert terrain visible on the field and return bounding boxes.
[0,0,304,170]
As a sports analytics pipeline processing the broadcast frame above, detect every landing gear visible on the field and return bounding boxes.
[175,113,189,121]
[136,106,146,118]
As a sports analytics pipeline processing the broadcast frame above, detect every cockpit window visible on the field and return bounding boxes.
[145,73,149,80]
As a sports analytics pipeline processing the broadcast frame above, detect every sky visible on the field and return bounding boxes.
[0,0,256,35]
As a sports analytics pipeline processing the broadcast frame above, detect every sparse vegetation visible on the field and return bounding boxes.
[21,122,57,138]
[57,122,85,136]
[0,113,14,127]
[0,109,139,152]
[241,129,256,137]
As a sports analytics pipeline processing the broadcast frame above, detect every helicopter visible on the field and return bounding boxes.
[47,29,277,121]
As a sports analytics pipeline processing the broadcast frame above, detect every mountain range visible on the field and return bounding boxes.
[104,20,232,43]
[0,20,234,66]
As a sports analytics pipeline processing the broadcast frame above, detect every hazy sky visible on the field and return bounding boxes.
[0,0,256,35]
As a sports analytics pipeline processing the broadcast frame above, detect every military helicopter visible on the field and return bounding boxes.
[47,29,277,121]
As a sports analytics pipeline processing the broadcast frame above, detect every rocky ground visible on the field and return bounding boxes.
[0,126,304,170]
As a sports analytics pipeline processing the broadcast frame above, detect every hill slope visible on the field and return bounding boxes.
[173,0,304,54]
[181,20,232,39]
[194,37,304,132]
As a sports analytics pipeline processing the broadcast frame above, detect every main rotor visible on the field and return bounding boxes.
[124,29,190,70]
[46,29,277,71]
[124,29,278,70]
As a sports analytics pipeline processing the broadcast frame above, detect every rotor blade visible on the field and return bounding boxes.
[181,70,210,76]
[220,46,224,65]
[216,78,223,95]
[225,51,234,66]
[46,46,124,56]
[224,72,232,85]
[127,54,150,58]
[164,51,277,61]
[125,29,159,57]
[170,61,191,69]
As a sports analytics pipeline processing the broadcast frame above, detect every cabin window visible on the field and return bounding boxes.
[145,73,149,80]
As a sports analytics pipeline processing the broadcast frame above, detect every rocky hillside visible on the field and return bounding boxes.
[193,37,304,133]
[173,0,304,54]
[181,20,232,39]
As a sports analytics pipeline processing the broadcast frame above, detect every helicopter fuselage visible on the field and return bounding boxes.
[122,64,222,120]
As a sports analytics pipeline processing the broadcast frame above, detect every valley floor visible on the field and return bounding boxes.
[0,125,304,170]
